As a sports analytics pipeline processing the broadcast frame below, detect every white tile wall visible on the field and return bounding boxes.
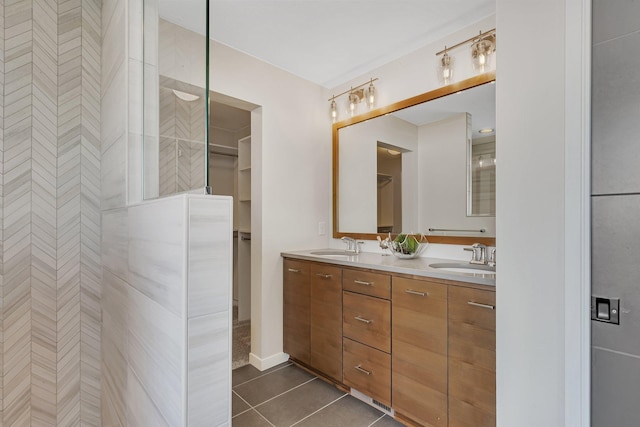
[101,194,233,427]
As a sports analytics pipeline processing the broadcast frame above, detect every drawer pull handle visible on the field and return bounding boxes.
[405,289,427,297]
[316,273,333,279]
[354,316,372,324]
[354,280,373,286]
[354,365,371,375]
[468,301,495,310]
[287,268,301,273]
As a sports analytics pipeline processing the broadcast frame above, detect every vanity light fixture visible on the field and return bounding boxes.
[327,77,379,122]
[435,28,496,81]
[479,128,494,134]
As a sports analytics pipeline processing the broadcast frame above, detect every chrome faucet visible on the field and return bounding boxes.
[464,243,487,265]
[488,248,496,267]
[341,236,363,254]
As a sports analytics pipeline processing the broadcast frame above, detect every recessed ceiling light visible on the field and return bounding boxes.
[172,89,200,102]
[479,128,494,134]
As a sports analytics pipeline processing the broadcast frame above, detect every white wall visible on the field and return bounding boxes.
[496,0,590,426]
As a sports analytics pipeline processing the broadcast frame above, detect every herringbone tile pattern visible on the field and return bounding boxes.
[1,0,101,425]
[158,84,206,195]
[3,1,35,426]
[0,0,5,418]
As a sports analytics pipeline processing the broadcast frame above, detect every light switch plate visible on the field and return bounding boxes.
[591,296,620,324]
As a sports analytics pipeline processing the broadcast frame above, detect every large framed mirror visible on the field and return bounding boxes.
[333,72,496,245]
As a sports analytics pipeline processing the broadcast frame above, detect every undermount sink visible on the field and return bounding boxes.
[429,262,496,275]
[309,249,357,257]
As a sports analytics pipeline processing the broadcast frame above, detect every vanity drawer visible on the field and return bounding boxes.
[343,337,391,407]
[342,268,391,299]
[343,291,390,353]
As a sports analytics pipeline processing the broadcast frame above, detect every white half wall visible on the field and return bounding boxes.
[101,194,233,426]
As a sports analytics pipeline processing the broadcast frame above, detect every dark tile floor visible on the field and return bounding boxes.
[232,362,405,427]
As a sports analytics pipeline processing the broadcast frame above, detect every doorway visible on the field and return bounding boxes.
[209,96,254,369]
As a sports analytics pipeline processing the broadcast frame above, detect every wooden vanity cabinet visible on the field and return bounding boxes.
[282,256,496,427]
[448,286,496,427]
[392,277,448,427]
[283,259,311,364]
[310,263,343,381]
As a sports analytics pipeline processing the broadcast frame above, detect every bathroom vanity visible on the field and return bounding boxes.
[281,250,496,427]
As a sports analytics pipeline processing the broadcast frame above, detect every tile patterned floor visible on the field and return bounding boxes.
[232,363,405,427]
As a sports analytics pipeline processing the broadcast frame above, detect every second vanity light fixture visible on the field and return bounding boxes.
[435,28,496,84]
[329,77,378,122]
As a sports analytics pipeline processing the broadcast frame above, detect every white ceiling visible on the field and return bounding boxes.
[158,0,495,88]
[392,80,495,135]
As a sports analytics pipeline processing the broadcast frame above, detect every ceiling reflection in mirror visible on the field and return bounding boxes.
[142,2,209,200]
[334,74,496,242]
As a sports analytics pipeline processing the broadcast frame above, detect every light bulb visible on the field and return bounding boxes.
[366,82,375,109]
[330,98,337,122]
[439,50,453,85]
[472,37,494,74]
[348,91,358,116]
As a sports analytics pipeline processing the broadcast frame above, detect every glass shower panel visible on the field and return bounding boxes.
[143,0,208,199]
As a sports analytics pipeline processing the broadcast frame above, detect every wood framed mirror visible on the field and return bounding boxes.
[333,72,496,246]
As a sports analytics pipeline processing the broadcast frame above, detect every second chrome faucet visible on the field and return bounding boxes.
[464,243,496,266]
[341,236,363,254]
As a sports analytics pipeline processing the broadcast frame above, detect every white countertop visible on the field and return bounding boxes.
[281,249,496,287]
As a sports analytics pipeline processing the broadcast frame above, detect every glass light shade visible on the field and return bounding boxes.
[348,92,358,116]
[330,99,338,122]
[438,51,453,85]
[365,83,375,109]
[472,38,494,73]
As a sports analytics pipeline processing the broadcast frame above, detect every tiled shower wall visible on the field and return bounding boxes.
[0,0,101,425]
[158,83,206,196]
[591,0,640,425]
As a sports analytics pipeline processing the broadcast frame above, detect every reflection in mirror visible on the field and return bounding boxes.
[338,115,416,234]
[468,136,496,216]
[143,3,208,199]
[334,73,496,243]
[158,77,206,196]
[377,144,403,233]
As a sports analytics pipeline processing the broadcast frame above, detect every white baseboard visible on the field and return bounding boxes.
[249,351,289,371]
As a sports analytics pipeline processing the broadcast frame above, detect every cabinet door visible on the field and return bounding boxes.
[448,286,496,427]
[392,277,448,427]
[310,263,343,381]
[283,259,310,364]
